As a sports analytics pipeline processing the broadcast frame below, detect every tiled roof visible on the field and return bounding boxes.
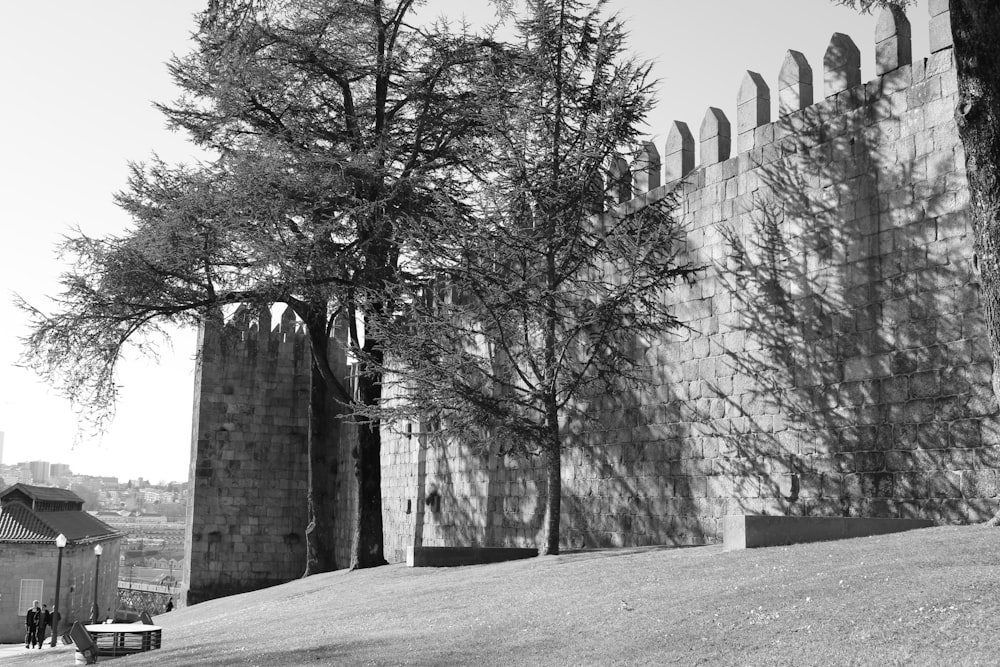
[0,502,121,544]
[0,502,54,543]
[0,483,84,504]
[43,511,120,542]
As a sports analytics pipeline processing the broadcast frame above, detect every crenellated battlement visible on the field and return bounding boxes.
[611,2,954,208]
[216,304,305,345]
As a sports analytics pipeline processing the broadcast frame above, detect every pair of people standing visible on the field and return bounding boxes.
[24,601,53,649]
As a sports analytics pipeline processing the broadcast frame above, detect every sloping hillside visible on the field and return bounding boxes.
[6,525,999,666]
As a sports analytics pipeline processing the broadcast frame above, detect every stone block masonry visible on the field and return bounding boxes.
[189,4,997,571]
[184,306,357,604]
[381,3,1000,553]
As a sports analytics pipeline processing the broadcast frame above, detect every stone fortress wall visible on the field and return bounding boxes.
[187,1,999,600]
[381,0,1000,553]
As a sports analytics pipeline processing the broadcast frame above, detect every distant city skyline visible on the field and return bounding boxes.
[0,1,930,482]
[0,458,186,487]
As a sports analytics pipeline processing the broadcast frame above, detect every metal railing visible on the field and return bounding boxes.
[117,581,180,595]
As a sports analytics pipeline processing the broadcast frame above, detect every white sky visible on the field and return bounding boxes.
[0,1,929,482]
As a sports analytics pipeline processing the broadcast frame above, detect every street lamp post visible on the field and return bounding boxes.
[51,534,67,647]
[89,544,103,624]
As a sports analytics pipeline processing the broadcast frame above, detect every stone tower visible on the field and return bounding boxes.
[183,306,356,604]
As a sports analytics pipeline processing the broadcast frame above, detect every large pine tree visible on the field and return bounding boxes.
[376,0,694,554]
[19,0,487,572]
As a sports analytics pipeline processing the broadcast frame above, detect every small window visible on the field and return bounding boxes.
[19,579,43,616]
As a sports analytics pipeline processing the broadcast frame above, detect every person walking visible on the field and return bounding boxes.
[38,604,52,648]
[24,600,41,649]
[165,598,174,612]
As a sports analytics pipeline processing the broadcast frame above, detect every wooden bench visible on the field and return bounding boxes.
[69,622,99,664]
[85,623,162,657]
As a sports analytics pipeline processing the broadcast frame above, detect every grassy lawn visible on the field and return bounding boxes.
[6,525,999,666]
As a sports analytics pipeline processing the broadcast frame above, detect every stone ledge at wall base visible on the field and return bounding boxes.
[722,515,936,551]
[406,546,538,567]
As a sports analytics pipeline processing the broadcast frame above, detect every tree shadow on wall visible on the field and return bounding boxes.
[418,435,549,549]
[409,67,998,550]
[413,363,704,550]
[710,70,995,524]
[558,387,710,548]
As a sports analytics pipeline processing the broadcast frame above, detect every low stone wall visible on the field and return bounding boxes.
[406,546,537,567]
[722,515,935,550]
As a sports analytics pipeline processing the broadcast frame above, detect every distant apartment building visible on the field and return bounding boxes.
[140,489,177,504]
[27,461,50,484]
[50,463,72,478]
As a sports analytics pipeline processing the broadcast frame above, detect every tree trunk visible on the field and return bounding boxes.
[301,300,344,576]
[950,2,1000,523]
[952,1,1000,396]
[351,411,387,568]
[540,444,562,555]
[539,395,562,556]
[303,358,340,575]
[352,359,388,569]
